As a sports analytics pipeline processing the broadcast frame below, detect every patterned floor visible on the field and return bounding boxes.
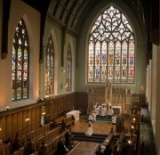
[71,116,131,135]
[68,141,98,155]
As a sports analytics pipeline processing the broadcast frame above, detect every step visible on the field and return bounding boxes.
[72,132,107,137]
[73,137,104,143]
[74,135,106,141]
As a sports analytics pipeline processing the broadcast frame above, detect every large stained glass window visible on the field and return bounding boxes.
[66,45,72,92]
[88,6,135,84]
[12,19,29,100]
[45,34,54,97]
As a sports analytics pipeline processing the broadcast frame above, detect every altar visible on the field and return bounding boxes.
[66,110,80,122]
[112,106,121,115]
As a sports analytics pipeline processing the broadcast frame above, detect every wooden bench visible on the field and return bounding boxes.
[0,144,10,155]
[65,116,75,127]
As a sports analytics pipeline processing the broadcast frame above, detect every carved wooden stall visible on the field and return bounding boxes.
[0,92,88,142]
[112,86,132,114]
[45,93,75,120]
[45,92,88,119]
[88,85,105,113]
[0,102,44,141]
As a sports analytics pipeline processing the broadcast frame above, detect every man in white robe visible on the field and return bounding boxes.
[85,121,93,136]
[100,104,107,117]
[107,106,114,117]
[92,111,96,121]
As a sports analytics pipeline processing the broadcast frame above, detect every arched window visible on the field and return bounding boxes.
[88,6,135,84]
[12,19,29,100]
[66,45,72,92]
[44,34,54,97]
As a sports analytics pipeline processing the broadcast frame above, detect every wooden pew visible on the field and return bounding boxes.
[46,130,67,155]
[64,116,75,127]
[55,116,64,124]
[13,147,24,155]
[103,133,114,146]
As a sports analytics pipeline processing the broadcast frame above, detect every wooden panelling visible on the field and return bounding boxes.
[75,92,88,114]
[0,92,89,141]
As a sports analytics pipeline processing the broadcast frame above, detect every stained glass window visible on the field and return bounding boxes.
[66,45,72,92]
[88,6,135,83]
[45,34,54,97]
[12,19,29,100]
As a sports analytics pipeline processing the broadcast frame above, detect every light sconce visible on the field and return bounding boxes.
[25,118,30,122]
[131,125,134,130]
[0,128,2,131]
[132,117,136,123]
[6,106,9,111]
[140,85,144,92]
[42,112,46,116]
[128,139,132,144]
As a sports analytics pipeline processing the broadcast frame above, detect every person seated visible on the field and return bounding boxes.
[61,120,66,131]
[0,139,5,147]
[39,140,46,155]
[65,130,73,150]
[95,145,103,155]
[25,138,33,155]
[45,114,50,124]
[12,133,20,152]
[50,120,58,130]
[56,139,69,155]
[85,121,93,136]
[104,145,112,155]
[4,136,12,144]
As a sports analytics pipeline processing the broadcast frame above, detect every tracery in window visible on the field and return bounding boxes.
[12,19,29,100]
[45,34,54,97]
[66,45,72,92]
[88,6,135,83]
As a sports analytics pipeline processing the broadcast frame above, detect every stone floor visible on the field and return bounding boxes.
[68,141,98,155]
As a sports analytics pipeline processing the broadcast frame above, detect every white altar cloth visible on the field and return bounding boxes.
[66,110,80,121]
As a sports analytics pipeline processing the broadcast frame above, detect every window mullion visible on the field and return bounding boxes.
[21,46,24,99]
[120,41,122,83]
[15,44,18,100]
[100,41,102,83]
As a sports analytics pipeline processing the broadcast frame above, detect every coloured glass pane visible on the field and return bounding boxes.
[12,19,29,101]
[66,45,72,92]
[45,34,54,97]
[88,5,135,83]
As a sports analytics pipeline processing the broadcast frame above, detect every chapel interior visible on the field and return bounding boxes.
[0,0,159,155]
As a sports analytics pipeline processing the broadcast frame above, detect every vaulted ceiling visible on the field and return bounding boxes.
[0,0,151,64]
